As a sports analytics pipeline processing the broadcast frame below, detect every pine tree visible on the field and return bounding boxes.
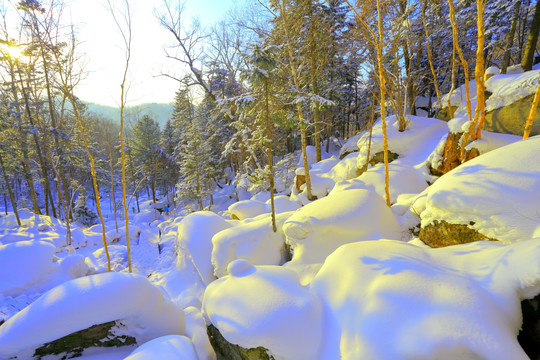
[73,194,98,226]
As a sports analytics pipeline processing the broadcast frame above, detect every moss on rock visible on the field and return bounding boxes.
[33,321,136,360]
[207,324,275,360]
[419,220,497,248]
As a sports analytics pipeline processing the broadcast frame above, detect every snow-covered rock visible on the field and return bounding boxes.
[0,241,57,296]
[310,239,538,359]
[283,189,401,268]
[228,200,267,220]
[124,335,199,360]
[212,212,293,278]
[420,136,540,244]
[0,272,185,358]
[203,259,323,360]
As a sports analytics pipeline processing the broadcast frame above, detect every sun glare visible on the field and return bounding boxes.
[6,45,23,59]
[0,44,23,59]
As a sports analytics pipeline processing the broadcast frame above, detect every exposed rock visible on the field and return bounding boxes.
[33,321,136,359]
[430,132,479,176]
[519,294,540,360]
[295,174,306,193]
[434,106,458,121]
[485,93,540,136]
[356,150,399,177]
[207,324,274,360]
[419,220,497,248]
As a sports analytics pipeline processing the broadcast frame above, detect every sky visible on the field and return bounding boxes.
[65,0,241,107]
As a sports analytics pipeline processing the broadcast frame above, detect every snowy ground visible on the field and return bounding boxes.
[2,68,540,359]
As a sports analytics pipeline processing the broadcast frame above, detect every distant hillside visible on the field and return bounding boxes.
[85,102,174,128]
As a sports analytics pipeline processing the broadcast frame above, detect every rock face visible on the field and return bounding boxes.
[33,321,136,359]
[435,105,458,121]
[356,150,399,177]
[485,93,540,136]
[207,325,274,360]
[429,132,479,175]
[419,220,496,248]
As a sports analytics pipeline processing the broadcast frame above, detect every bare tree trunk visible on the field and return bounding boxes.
[460,0,487,159]
[448,0,473,127]
[422,0,442,108]
[523,84,540,139]
[265,79,277,232]
[376,0,391,207]
[0,153,21,226]
[277,0,315,201]
[501,1,522,74]
[107,0,133,273]
[522,0,540,71]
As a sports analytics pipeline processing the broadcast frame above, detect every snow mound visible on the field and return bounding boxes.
[125,335,198,360]
[0,272,185,358]
[310,239,540,359]
[420,136,540,243]
[265,195,300,213]
[203,260,323,360]
[486,69,540,112]
[228,200,267,220]
[356,115,448,167]
[0,241,56,296]
[212,212,293,277]
[332,162,428,204]
[156,211,231,308]
[283,189,401,266]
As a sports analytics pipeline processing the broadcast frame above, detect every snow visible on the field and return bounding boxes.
[283,189,402,277]
[0,272,185,358]
[212,211,292,278]
[356,115,448,168]
[201,238,540,359]
[0,241,57,296]
[124,335,199,360]
[485,69,540,112]
[203,259,323,360]
[420,136,540,243]
[310,239,536,359]
[228,199,267,220]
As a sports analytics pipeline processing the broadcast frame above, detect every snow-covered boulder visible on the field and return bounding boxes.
[420,136,540,246]
[0,272,185,358]
[212,212,293,278]
[283,189,401,267]
[310,239,539,359]
[203,260,323,360]
[0,241,57,296]
[228,200,267,220]
[332,162,428,204]
[154,211,232,308]
[265,195,300,214]
[124,335,199,360]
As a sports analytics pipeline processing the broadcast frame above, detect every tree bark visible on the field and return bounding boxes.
[522,0,540,71]
[501,0,522,74]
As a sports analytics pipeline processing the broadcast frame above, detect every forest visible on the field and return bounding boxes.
[2,0,540,359]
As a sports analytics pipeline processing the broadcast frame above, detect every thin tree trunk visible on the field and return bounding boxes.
[277,0,315,201]
[0,153,21,226]
[522,0,540,71]
[460,0,487,159]
[523,85,540,139]
[265,79,277,233]
[448,0,473,127]
[422,0,442,108]
[376,0,391,207]
[501,0,522,74]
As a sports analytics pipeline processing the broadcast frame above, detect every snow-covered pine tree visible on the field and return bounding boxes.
[73,194,98,226]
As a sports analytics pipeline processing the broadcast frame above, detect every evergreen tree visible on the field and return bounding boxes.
[73,194,98,226]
